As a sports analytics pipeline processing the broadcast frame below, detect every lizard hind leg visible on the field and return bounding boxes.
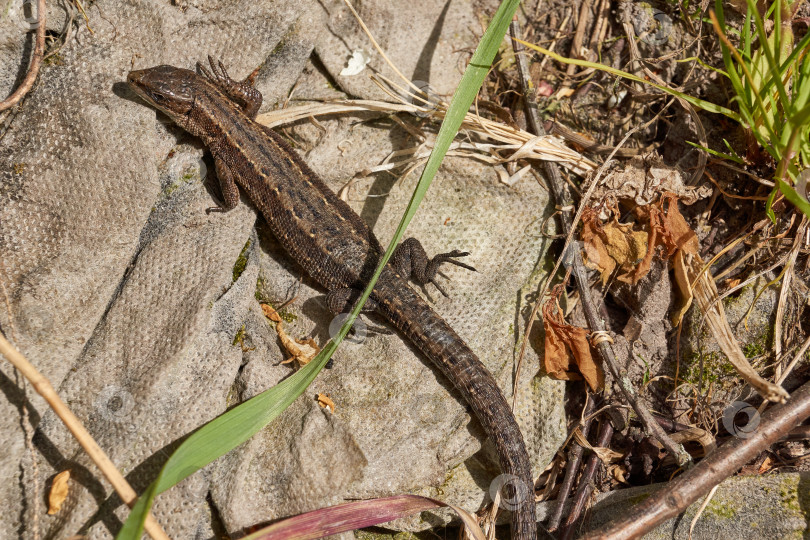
[197,56,262,119]
[326,288,380,314]
[392,237,476,297]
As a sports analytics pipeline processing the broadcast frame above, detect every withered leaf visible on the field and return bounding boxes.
[48,470,70,515]
[261,303,320,366]
[316,393,336,412]
[542,285,604,391]
[628,192,698,284]
[581,207,648,285]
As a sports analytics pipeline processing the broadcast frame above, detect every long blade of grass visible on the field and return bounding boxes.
[685,141,744,165]
[752,24,810,111]
[744,0,792,113]
[778,178,810,218]
[710,5,780,156]
[514,39,739,121]
[116,0,522,537]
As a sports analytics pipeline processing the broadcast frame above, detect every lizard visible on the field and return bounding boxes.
[127,57,537,540]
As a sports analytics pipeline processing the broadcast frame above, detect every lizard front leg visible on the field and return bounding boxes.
[205,154,241,213]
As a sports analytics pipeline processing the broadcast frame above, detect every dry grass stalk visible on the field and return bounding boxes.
[256,98,597,176]
[678,248,790,402]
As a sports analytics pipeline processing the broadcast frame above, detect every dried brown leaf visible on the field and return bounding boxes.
[261,303,321,366]
[581,207,648,285]
[542,285,604,391]
[627,193,699,283]
[316,393,336,412]
[48,470,70,515]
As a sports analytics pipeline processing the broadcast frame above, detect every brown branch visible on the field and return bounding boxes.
[559,417,614,540]
[547,393,597,532]
[0,0,47,112]
[580,377,810,539]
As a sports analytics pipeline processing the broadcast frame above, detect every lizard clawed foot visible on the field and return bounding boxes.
[197,56,235,87]
[431,250,476,272]
[196,55,263,118]
[392,238,476,297]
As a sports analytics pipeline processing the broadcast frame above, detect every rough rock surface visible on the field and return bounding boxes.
[0,0,565,538]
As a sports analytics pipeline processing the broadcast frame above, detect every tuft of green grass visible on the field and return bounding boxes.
[711,0,810,221]
[520,0,810,219]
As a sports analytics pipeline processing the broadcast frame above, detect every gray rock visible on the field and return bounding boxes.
[0,1,565,538]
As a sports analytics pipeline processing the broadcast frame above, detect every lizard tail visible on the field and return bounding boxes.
[374,277,537,540]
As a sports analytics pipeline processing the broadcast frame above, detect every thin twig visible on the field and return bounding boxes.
[688,484,719,540]
[558,417,614,540]
[774,216,807,371]
[580,376,810,539]
[0,0,46,112]
[0,333,171,540]
[547,393,597,532]
[564,0,593,81]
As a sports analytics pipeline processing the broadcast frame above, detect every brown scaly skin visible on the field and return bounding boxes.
[127,58,537,540]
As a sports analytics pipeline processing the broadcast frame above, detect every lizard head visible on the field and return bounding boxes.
[127,65,197,127]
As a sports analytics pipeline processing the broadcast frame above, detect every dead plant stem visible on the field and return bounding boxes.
[0,0,46,112]
[547,393,597,532]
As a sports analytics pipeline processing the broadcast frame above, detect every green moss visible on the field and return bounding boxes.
[232,324,246,346]
[225,383,240,407]
[164,164,200,197]
[779,476,802,513]
[682,347,743,388]
[232,239,251,282]
[742,328,772,360]
[704,498,737,519]
[254,275,266,301]
[278,310,298,323]
[43,53,64,66]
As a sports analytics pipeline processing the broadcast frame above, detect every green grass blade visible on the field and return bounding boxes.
[777,178,810,219]
[676,56,728,77]
[516,38,739,120]
[710,2,780,155]
[116,0,522,537]
[745,0,792,108]
[752,19,810,112]
[685,140,744,164]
